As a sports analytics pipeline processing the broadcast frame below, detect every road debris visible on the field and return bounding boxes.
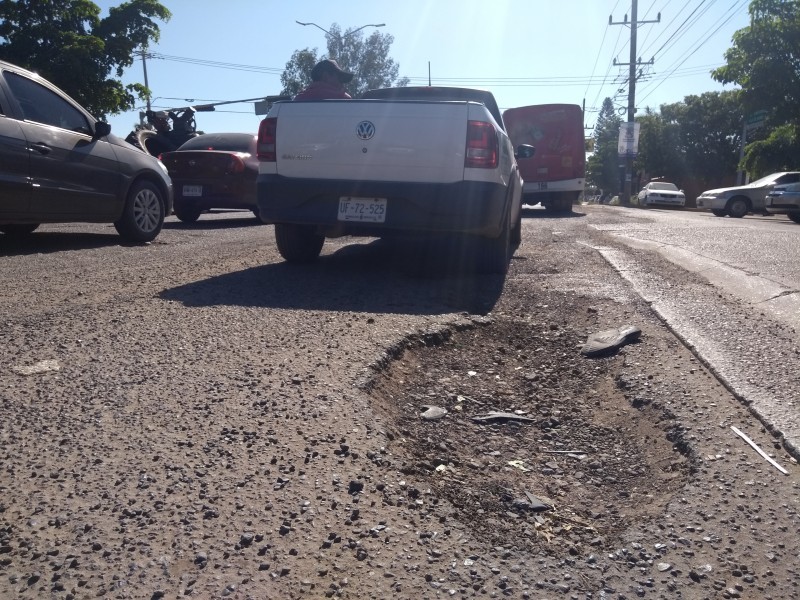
[11,359,60,376]
[420,405,448,420]
[730,425,789,475]
[507,460,532,472]
[472,412,537,424]
[581,325,641,357]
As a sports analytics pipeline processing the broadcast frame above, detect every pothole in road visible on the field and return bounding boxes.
[366,314,693,555]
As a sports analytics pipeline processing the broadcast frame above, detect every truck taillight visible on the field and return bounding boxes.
[257,117,277,161]
[465,120,498,169]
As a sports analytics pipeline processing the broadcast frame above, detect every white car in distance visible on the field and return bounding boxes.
[637,182,686,207]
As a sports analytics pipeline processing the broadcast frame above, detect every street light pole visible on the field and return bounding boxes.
[295,21,385,44]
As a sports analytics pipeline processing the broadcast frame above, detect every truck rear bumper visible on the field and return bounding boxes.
[256,175,509,238]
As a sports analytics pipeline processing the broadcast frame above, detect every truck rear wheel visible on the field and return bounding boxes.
[476,207,511,275]
[275,224,324,263]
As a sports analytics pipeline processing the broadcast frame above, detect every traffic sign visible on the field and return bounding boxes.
[746,110,767,125]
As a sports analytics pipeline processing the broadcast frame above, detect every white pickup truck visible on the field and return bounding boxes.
[255,87,534,273]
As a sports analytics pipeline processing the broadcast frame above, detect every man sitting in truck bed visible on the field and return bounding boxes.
[293,59,353,101]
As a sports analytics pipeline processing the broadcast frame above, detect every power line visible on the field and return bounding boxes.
[637,0,749,104]
[147,52,284,75]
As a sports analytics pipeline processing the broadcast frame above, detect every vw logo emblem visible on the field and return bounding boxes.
[188,160,196,167]
[356,121,375,140]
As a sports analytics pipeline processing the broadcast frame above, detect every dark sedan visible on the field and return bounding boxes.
[0,60,172,242]
[160,133,260,223]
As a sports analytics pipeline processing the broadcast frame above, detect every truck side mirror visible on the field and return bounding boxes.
[515,144,535,159]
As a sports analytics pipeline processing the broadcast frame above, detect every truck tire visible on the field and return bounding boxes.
[476,206,511,275]
[726,197,749,218]
[275,224,324,263]
[511,208,522,247]
[789,212,800,224]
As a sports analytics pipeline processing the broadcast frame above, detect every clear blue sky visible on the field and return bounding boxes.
[95,0,751,138]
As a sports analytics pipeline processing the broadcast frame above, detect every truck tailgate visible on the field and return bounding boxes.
[273,100,468,184]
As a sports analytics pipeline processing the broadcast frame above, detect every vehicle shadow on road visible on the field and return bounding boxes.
[521,207,587,219]
[159,238,506,316]
[162,213,264,230]
[0,232,138,256]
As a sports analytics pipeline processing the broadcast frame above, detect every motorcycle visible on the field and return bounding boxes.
[125,95,292,157]
[125,105,214,156]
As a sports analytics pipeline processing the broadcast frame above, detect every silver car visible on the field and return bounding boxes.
[0,60,173,241]
[765,182,800,223]
[696,172,800,218]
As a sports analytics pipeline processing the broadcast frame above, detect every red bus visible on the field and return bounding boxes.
[503,104,586,212]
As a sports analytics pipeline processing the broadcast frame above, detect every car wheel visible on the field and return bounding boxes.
[711,209,727,217]
[174,205,202,223]
[114,180,165,242]
[726,197,749,218]
[275,223,324,263]
[0,223,39,236]
[788,212,800,224]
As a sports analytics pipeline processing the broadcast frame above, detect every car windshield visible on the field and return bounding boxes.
[650,183,679,191]
[178,133,255,152]
[750,173,789,187]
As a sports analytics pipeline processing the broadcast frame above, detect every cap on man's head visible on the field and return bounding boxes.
[311,59,354,83]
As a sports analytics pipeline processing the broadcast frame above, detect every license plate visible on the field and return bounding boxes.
[183,185,202,197]
[337,197,387,223]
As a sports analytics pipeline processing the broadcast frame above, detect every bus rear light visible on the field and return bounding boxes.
[257,117,277,161]
[465,120,498,169]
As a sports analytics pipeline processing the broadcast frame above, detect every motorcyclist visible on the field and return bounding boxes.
[149,110,172,134]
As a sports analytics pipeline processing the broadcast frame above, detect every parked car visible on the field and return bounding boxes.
[0,60,172,241]
[637,181,686,207]
[159,133,259,223]
[696,172,800,218]
[765,182,800,223]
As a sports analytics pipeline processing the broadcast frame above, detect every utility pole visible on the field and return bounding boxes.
[140,47,151,125]
[610,1,659,205]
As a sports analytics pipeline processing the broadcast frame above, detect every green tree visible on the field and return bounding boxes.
[586,98,623,197]
[742,123,800,175]
[712,0,800,174]
[280,23,408,98]
[659,91,743,187]
[712,0,800,125]
[634,110,685,186]
[0,0,170,119]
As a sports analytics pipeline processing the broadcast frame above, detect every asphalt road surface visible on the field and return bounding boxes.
[1,205,798,599]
